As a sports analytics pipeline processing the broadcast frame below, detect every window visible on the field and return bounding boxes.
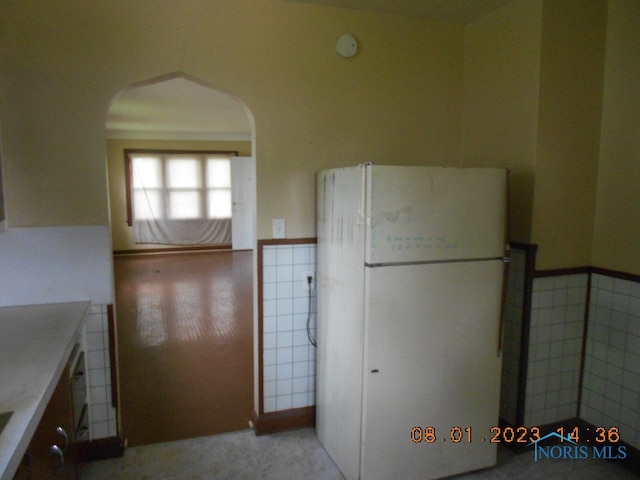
[125,150,237,245]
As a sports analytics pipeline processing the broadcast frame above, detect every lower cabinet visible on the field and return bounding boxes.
[14,349,85,480]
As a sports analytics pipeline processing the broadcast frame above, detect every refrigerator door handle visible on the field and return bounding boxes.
[497,254,510,356]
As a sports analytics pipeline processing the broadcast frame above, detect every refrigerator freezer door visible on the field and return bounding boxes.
[360,260,503,480]
[365,166,507,265]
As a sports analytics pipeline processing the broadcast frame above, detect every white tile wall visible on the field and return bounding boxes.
[86,304,118,439]
[524,274,587,426]
[262,243,317,413]
[500,248,527,425]
[581,274,640,449]
[503,261,640,450]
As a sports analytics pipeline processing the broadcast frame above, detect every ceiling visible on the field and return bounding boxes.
[105,0,512,142]
[106,77,252,142]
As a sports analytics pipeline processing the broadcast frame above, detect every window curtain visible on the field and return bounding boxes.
[133,218,231,245]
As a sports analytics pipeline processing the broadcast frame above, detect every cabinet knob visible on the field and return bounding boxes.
[49,445,64,472]
[55,426,69,451]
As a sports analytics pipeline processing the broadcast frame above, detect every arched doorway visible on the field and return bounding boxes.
[105,73,256,446]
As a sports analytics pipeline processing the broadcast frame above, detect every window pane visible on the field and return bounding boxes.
[169,191,201,219]
[167,158,201,188]
[132,157,162,188]
[208,190,231,218]
[134,189,162,219]
[206,158,231,188]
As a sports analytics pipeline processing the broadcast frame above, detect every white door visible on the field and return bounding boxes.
[231,156,255,250]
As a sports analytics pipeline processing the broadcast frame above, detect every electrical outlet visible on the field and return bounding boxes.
[303,271,315,291]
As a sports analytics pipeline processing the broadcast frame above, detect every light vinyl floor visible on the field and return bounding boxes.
[83,427,638,480]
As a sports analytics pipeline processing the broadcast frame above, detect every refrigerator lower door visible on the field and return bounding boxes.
[361,260,503,480]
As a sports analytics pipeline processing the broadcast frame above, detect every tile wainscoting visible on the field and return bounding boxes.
[501,244,640,466]
[255,238,318,434]
[86,304,118,440]
[525,272,587,426]
[582,272,640,449]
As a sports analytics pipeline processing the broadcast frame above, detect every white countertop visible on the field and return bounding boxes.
[0,301,90,480]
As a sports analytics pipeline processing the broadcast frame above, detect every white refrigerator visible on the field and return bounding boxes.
[316,164,508,480]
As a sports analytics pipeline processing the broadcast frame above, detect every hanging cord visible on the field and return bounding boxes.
[306,275,317,348]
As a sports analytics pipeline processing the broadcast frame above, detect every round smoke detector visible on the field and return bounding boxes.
[335,34,358,58]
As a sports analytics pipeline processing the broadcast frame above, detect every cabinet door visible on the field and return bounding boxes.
[28,366,77,480]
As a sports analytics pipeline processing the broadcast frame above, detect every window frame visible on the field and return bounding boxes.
[124,149,238,227]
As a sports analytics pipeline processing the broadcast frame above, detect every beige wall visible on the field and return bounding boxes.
[1,0,639,274]
[462,0,542,244]
[247,5,464,238]
[531,0,607,270]
[106,139,251,251]
[463,0,612,272]
[0,0,463,240]
[592,0,640,274]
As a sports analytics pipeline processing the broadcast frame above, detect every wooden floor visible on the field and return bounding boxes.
[113,250,254,447]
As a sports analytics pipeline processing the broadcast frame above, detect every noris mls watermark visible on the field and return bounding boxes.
[529,431,627,462]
